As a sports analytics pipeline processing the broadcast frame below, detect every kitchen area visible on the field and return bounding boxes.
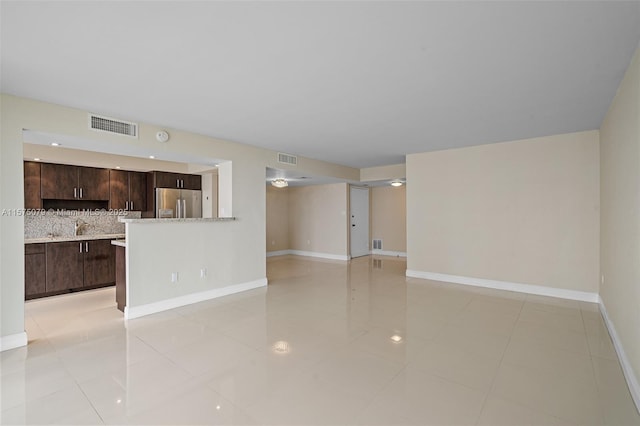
[23,158,216,314]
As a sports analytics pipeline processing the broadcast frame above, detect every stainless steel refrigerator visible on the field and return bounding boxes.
[155,188,202,218]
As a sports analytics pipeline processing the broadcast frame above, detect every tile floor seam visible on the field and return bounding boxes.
[74,379,107,425]
[352,363,409,423]
[474,292,527,425]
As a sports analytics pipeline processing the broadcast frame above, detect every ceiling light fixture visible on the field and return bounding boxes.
[390,335,403,343]
[390,180,404,187]
[34,158,41,161]
[271,178,288,188]
[50,142,60,147]
[149,155,155,159]
[272,340,291,354]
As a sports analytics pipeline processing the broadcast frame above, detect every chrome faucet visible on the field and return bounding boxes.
[74,219,88,236]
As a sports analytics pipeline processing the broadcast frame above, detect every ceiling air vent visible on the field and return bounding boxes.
[277,152,297,166]
[89,114,138,138]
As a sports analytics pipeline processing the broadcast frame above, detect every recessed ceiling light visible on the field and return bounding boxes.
[115,166,121,169]
[50,142,60,146]
[390,334,403,343]
[390,180,403,187]
[271,340,291,354]
[149,155,155,159]
[34,158,41,161]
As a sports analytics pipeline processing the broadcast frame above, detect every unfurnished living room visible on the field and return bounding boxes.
[1,1,640,425]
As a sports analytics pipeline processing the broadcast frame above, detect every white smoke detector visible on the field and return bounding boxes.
[156,131,170,143]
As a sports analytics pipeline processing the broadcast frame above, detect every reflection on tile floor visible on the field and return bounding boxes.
[2,255,639,425]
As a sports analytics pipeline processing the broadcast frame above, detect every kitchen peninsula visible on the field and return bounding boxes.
[114,216,262,320]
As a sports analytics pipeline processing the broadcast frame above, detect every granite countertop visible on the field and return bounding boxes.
[118,217,236,223]
[25,233,126,244]
[111,239,126,247]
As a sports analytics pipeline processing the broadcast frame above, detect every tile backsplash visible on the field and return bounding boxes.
[25,210,141,239]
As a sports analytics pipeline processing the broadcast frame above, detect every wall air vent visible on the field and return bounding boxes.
[373,239,383,250]
[277,152,297,166]
[89,114,138,138]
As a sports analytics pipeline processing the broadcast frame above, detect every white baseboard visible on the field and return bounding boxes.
[371,250,407,257]
[599,301,640,413]
[266,249,349,261]
[266,250,291,258]
[405,270,600,303]
[0,332,28,352]
[287,250,350,261]
[124,278,267,320]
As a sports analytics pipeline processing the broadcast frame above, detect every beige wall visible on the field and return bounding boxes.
[266,185,290,252]
[371,185,406,253]
[600,45,640,390]
[0,96,26,346]
[23,144,193,173]
[407,130,600,293]
[360,163,406,182]
[288,183,348,257]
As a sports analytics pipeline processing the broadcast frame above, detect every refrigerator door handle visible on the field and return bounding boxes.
[182,199,186,218]
[176,199,180,218]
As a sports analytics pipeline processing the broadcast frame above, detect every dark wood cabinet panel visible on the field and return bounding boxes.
[25,244,46,298]
[152,171,201,190]
[182,174,202,190]
[40,163,109,201]
[115,246,126,312]
[109,169,129,210]
[129,171,147,211]
[24,161,42,209]
[110,170,147,210]
[83,240,115,287]
[41,163,78,200]
[154,171,182,188]
[46,241,84,291]
[79,167,110,200]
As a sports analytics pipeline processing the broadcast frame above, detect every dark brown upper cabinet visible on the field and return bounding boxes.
[24,161,42,209]
[41,163,109,201]
[109,170,147,210]
[152,171,201,190]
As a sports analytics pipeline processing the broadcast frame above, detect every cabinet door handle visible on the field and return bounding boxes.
[125,201,129,210]
[85,242,89,252]
[79,242,83,253]
[74,187,77,198]
[79,188,83,199]
[130,201,134,210]
[177,179,180,188]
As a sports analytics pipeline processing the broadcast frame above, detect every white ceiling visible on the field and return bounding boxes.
[2,1,639,169]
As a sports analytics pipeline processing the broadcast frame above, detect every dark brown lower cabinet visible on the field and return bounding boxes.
[25,244,46,298]
[28,239,116,299]
[46,241,84,292]
[84,239,115,287]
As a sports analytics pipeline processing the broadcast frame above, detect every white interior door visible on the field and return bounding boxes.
[350,186,370,258]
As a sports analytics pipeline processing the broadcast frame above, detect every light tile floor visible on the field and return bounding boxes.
[1,255,639,425]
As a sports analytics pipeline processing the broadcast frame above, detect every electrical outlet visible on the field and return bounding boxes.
[171,272,179,283]
[307,239,310,245]
[200,268,207,279]
[271,240,275,245]
[601,275,605,285]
